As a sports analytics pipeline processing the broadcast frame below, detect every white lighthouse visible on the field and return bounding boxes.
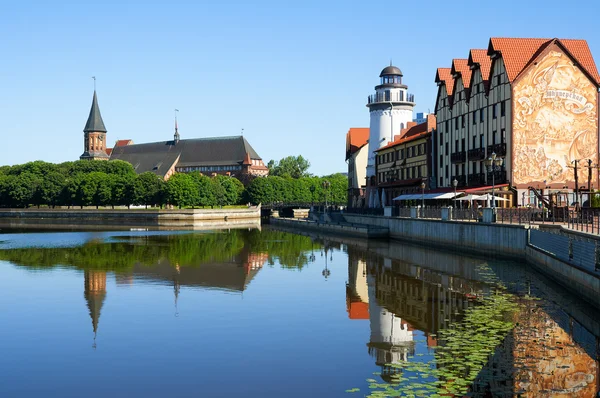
[365,65,416,203]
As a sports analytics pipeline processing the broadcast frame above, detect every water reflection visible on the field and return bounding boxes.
[0,227,598,397]
[344,240,600,397]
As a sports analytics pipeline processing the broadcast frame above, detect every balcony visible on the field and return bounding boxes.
[455,175,467,187]
[468,173,486,186]
[450,151,466,163]
[487,143,507,157]
[467,148,486,161]
[367,91,415,105]
[486,170,507,184]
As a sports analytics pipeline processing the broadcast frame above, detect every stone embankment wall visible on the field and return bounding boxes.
[343,214,529,259]
[0,207,261,228]
[340,214,600,308]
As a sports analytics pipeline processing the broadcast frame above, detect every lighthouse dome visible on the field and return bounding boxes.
[379,65,403,77]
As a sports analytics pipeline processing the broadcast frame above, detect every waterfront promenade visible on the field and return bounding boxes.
[273,208,600,310]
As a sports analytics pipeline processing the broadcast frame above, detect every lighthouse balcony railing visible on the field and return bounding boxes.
[368,92,415,104]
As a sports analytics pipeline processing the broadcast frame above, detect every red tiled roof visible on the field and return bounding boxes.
[435,68,454,101]
[487,38,600,85]
[451,59,472,90]
[346,127,369,159]
[375,116,435,152]
[115,139,133,147]
[105,148,113,156]
[468,49,492,91]
[560,39,600,84]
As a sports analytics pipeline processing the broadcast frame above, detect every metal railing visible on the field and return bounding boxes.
[467,148,486,161]
[347,205,600,235]
[367,92,415,104]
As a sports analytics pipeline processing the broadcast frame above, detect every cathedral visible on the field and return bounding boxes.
[80,91,269,181]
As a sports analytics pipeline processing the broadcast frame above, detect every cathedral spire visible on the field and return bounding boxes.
[174,109,180,143]
[84,90,107,133]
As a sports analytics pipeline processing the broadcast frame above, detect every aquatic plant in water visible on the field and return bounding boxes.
[348,264,521,397]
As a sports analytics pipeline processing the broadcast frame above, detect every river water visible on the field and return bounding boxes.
[0,227,598,397]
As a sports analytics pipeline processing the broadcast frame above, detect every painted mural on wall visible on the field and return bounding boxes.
[513,48,598,188]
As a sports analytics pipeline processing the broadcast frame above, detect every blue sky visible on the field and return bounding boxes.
[1,0,599,176]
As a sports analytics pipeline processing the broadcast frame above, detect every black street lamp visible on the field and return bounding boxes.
[420,181,426,217]
[310,185,316,209]
[452,178,458,207]
[484,152,504,209]
[322,180,331,214]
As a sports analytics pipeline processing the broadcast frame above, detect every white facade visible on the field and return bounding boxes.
[367,273,414,364]
[366,66,416,181]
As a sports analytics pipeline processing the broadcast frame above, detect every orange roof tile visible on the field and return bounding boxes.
[346,127,369,159]
[560,39,600,84]
[451,59,472,90]
[468,49,492,92]
[375,118,433,151]
[435,68,454,100]
[487,38,600,85]
[115,139,133,147]
[105,148,113,156]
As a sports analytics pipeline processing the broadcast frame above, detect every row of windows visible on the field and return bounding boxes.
[439,129,507,152]
[176,165,242,173]
[378,165,426,184]
[442,100,507,132]
[377,143,427,164]
[439,73,505,107]
[440,161,505,180]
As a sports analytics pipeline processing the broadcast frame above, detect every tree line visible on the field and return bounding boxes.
[0,160,347,208]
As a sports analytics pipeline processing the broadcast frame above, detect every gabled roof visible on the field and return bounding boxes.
[487,38,600,85]
[346,127,369,160]
[115,139,133,147]
[450,59,472,99]
[375,115,435,152]
[435,68,454,107]
[468,49,492,92]
[109,135,264,178]
[83,91,107,132]
[105,148,113,156]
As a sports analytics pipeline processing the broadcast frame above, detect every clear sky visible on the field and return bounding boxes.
[1,0,599,176]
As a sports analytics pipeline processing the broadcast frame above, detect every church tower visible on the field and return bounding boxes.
[365,65,415,205]
[84,270,107,347]
[80,90,109,160]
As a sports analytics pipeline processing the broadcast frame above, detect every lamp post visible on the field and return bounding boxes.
[420,181,426,218]
[322,180,330,214]
[452,178,458,208]
[310,185,315,210]
[484,152,504,209]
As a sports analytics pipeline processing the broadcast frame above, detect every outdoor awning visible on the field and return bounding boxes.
[392,192,462,201]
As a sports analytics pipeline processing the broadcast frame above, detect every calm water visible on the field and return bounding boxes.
[0,227,598,397]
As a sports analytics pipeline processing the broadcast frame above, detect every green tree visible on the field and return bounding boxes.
[244,177,275,205]
[134,172,165,208]
[267,155,311,178]
[166,173,198,208]
[39,171,67,208]
[189,172,215,208]
[110,174,135,208]
[212,175,244,206]
[76,172,103,208]
[95,174,113,208]
[0,173,39,208]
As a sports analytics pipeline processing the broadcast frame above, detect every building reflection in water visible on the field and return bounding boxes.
[84,247,269,345]
[84,270,107,349]
[346,242,600,396]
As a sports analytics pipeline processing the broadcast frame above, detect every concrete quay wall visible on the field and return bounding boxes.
[0,207,261,227]
[342,214,529,260]
[270,218,388,239]
[525,245,600,308]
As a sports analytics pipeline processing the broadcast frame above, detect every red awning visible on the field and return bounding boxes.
[463,184,510,194]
